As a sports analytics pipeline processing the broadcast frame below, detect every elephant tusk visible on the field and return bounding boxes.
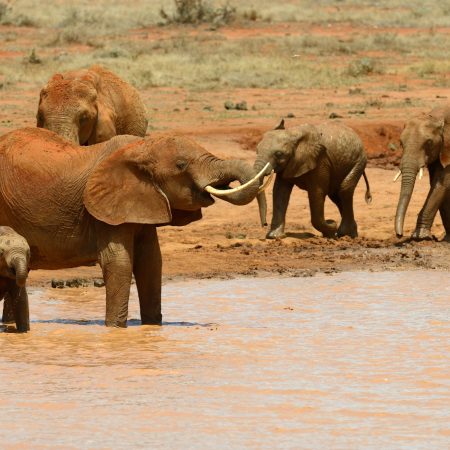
[258,170,274,194]
[393,170,401,182]
[419,167,424,180]
[205,162,271,197]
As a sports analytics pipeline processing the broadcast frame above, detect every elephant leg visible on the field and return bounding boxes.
[133,226,162,325]
[2,291,14,324]
[412,183,447,240]
[267,175,294,239]
[336,189,358,238]
[438,191,450,241]
[97,223,135,327]
[9,283,30,332]
[308,187,337,238]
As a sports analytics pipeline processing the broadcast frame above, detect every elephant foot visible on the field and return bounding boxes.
[105,320,127,328]
[337,221,358,239]
[141,313,162,325]
[411,228,434,241]
[266,227,286,240]
[319,220,338,238]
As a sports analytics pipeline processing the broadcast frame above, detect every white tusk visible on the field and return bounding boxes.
[205,162,271,197]
[258,170,274,193]
[419,167,423,180]
[393,170,401,182]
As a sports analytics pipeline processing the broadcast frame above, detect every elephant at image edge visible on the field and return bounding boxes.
[37,65,148,145]
[0,128,263,327]
[395,105,450,241]
[0,226,30,332]
[254,120,372,239]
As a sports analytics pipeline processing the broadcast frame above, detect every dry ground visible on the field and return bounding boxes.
[0,1,449,287]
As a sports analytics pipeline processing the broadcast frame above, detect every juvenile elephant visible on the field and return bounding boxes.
[36,65,148,145]
[0,226,30,332]
[254,120,371,239]
[395,105,450,240]
[0,128,265,327]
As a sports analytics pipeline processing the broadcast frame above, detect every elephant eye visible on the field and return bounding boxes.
[425,138,433,146]
[176,160,188,171]
[275,150,284,159]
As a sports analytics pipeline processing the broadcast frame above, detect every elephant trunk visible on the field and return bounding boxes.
[44,116,79,144]
[395,159,419,237]
[254,159,274,227]
[11,255,28,287]
[203,158,263,205]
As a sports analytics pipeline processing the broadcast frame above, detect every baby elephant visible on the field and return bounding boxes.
[255,120,372,238]
[0,226,30,332]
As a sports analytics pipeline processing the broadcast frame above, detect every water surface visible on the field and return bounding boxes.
[1,271,449,449]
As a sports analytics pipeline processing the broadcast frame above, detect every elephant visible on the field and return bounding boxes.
[254,119,372,239]
[0,128,265,327]
[395,105,450,241]
[0,226,30,332]
[36,65,148,145]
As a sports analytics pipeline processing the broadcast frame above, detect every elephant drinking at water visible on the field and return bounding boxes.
[0,128,266,327]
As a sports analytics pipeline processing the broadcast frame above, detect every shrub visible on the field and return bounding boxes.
[160,0,236,25]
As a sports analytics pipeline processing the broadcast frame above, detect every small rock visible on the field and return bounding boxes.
[235,101,248,111]
[65,278,88,288]
[224,101,235,110]
[388,142,397,151]
[51,279,65,289]
[203,105,213,111]
[286,112,295,118]
[94,279,105,288]
[348,87,362,95]
[348,110,366,115]
[329,112,343,119]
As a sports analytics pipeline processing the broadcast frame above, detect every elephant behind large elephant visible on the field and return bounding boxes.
[394,105,450,241]
[0,128,265,327]
[0,226,30,332]
[254,120,372,239]
[36,65,148,145]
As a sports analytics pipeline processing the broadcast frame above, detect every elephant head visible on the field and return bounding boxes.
[253,119,324,226]
[395,113,450,237]
[0,227,30,288]
[83,133,265,227]
[37,71,99,145]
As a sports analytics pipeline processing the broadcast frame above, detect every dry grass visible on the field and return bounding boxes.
[0,1,449,92]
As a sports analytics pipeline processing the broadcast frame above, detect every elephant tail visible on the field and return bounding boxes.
[363,171,372,204]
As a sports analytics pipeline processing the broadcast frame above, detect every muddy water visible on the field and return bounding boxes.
[0,271,449,449]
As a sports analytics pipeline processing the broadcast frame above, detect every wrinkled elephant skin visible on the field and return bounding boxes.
[0,226,30,332]
[395,105,450,240]
[0,128,261,327]
[254,120,371,239]
[37,65,148,145]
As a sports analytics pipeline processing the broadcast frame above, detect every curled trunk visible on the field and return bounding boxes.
[395,160,419,237]
[205,159,262,205]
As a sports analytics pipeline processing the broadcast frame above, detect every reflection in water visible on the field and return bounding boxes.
[0,272,449,448]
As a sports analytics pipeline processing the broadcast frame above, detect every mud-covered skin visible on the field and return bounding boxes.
[37,65,148,145]
[0,226,30,332]
[254,121,371,239]
[0,128,261,327]
[395,105,450,241]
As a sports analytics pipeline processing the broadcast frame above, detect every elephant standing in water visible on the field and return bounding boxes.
[37,65,148,145]
[0,128,265,327]
[254,120,371,239]
[395,105,450,241]
[0,226,30,332]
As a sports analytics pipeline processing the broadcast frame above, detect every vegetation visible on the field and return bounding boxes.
[0,0,449,91]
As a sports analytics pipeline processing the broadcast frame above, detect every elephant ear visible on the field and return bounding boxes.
[440,118,450,168]
[83,141,171,226]
[282,125,324,179]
